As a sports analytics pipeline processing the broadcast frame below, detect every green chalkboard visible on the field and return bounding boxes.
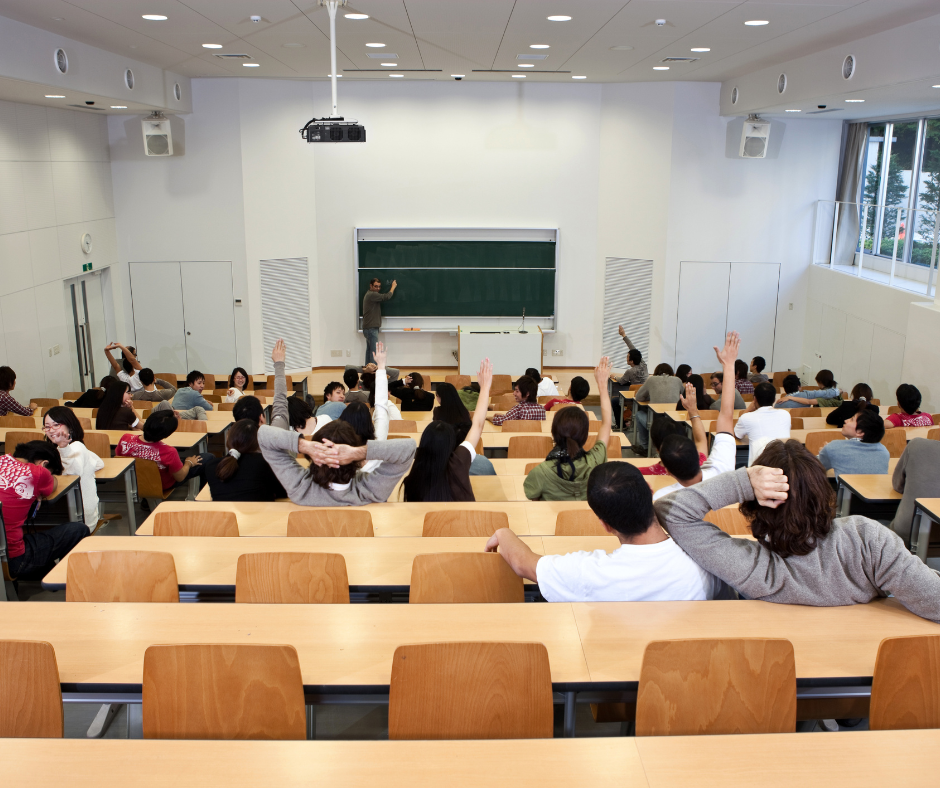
[357,240,556,318]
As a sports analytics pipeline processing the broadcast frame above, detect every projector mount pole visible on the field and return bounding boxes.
[320,0,346,118]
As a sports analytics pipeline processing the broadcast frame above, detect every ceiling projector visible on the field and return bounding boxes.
[300,117,366,143]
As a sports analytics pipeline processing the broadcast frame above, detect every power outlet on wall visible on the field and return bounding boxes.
[552,349,563,357]
[331,350,342,357]
[346,350,351,357]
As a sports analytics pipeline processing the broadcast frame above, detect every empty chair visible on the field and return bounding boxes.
[31,398,59,408]
[202,394,222,404]
[266,374,293,390]
[0,640,63,738]
[635,638,796,736]
[388,642,553,740]
[524,462,539,474]
[704,506,752,536]
[492,395,517,411]
[3,430,44,454]
[219,403,236,411]
[63,391,84,400]
[888,405,902,415]
[153,510,239,537]
[142,644,306,740]
[798,407,822,418]
[881,430,907,459]
[77,416,93,431]
[409,553,524,603]
[490,375,513,395]
[422,510,509,537]
[554,509,607,536]
[235,553,350,604]
[253,390,275,398]
[200,374,216,391]
[286,509,374,537]
[175,420,208,433]
[445,375,471,389]
[0,414,35,428]
[870,635,940,731]
[389,420,417,433]
[134,459,175,513]
[584,434,622,457]
[82,431,111,459]
[66,551,179,602]
[790,417,803,430]
[507,435,554,459]
[805,431,844,456]
[586,421,601,434]
[928,428,940,441]
[154,374,178,386]
[500,420,542,433]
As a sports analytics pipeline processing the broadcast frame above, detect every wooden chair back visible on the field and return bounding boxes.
[493,395,517,410]
[704,506,752,536]
[200,374,216,391]
[154,374,178,386]
[235,553,349,604]
[202,394,222,404]
[524,461,540,474]
[63,391,84,400]
[741,393,754,402]
[142,644,306,740]
[175,419,208,433]
[3,430,44,454]
[928,428,940,442]
[771,371,792,388]
[870,635,940,731]
[153,510,239,537]
[253,389,275,398]
[266,375,293,389]
[219,402,236,411]
[78,416,93,431]
[409,553,524,603]
[880,430,907,458]
[507,435,553,459]
[500,420,542,432]
[555,509,608,536]
[805,431,844,455]
[0,414,35,428]
[797,407,822,418]
[388,642,553,740]
[695,410,718,420]
[82,432,111,459]
[789,417,803,430]
[490,374,513,394]
[389,420,418,433]
[635,638,796,736]
[422,510,509,537]
[66,551,180,602]
[888,405,902,415]
[554,402,585,412]
[134,459,172,501]
[445,375,471,389]
[286,509,374,537]
[586,421,601,433]
[0,640,63,738]
[31,398,59,408]
[584,434,621,457]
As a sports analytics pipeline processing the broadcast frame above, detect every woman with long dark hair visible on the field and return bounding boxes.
[434,381,496,476]
[825,382,878,426]
[94,380,140,431]
[675,373,713,412]
[43,405,104,525]
[390,372,434,412]
[204,419,287,501]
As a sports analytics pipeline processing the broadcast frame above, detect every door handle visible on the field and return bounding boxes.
[187,332,191,335]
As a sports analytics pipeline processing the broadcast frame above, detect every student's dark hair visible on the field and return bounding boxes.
[677,373,710,411]
[324,381,345,400]
[659,434,701,482]
[815,369,835,388]
[896,383,922,415]
[99,375,115,389]
[287,395,314,431]
[343,369,359,389]
[233,395,263,424]
[569,376,590,402]
[339,401,375,441]
[513,375,538,403]
[752,356,766,373]
[13,440,63,475]
[121,346,137,375]
[44,406,84,443]
[740,440,834,557]
[675,364,692,383]
[653,363,674,376]
[782,374,801,395]
[550,407,589,480]
[734,359,749,381]
[850,383,874,402]
[587,462,654,537]
[305,420,365,489]
[95,380,130,430]
[229,367,249,389]
[628,348,642,365]
[215,419,260,482]
[855,409,885,444]
[711,371,724,384]
[651,417,684,452]
[403,421,459,502]
[405,372,429,401]
[369,277,380,287]
[360,372,376,392]
[138,368,155,386]
[525,367,542,384]
[0,366,15,390]
[143,410,179,442]
[433,383,472,444]
[185,370,205,387]
[754,382,777,408]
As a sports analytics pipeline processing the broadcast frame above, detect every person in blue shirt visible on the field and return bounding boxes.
[776,369,841,407]
[818,407,889,479]
[317,381,347,420]
[171,370,215,413]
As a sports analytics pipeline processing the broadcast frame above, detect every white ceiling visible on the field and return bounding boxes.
[1,0,938,85]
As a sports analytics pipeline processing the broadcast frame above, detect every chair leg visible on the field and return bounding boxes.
[87,703,123,738]
[306,704,316,740]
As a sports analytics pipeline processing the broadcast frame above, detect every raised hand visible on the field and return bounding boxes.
[373,341,387,369]
[679,382,698,413]
[594,356,612,387]
[747,465,789,508]
[271,338,286,364]
[618,325,626,338]
[713,331,740,368]
[478,358,493,391]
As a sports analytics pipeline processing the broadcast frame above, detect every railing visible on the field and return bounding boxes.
[814,200,940,296]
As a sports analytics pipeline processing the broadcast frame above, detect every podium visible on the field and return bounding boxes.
[457,327,543,375]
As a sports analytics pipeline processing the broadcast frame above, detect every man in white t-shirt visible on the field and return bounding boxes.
[526,367,559,398]
[734,381,791,466]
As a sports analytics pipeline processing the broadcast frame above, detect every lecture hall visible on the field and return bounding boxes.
[1,1,940,785]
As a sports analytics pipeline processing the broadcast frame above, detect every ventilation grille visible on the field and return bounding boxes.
[261,257,312,374]
[842,54,856,80]
[603,258,653,368]
[54,48,68,74]
[661,57,699,63]
[124,69,134,89]
[367,53,398,59]
[173,82,182,101]
[777,73,787,94]
[731,86,739,105]
[743,137,766,157]
[146,134,170,155]
[215,53,251,59]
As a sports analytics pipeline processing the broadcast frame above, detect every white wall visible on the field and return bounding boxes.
[0,100,117,399]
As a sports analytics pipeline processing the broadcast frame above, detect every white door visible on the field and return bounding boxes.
[129,262,187,373]
[726,263,781,373]
[674,262,731,373]
[66,273,109,390]
[180,261,236,373]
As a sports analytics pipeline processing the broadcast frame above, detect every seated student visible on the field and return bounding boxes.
[818,407,889,479]
[734,382,791,466]
[654,440,940,623]
[131,369,176,402]
[233,395,265,425]
[640,419,699,477]
[774,374,810,409]
[1,441,89,579]
[733,360,754,396]
[776,369,841,407]
[486,461,725,602]
[524,358,612,501]
[675,364,692,385]
[891,437,940,546]
[343,369,368,404]
[402,360,493,501]
[345,362,401,382]
[226,367,250,403]
[608,326,648,427]
[42,406,105,526]
[709,371,745,410]
[544,376,590,412]
[317,382,347,419]
[433,382,495,476]
[116,410,204,490]
[826,383,879,425]
[885,383,935,429]
[526,367,559,397]
[203,419,287,502]
[675,373,713,412]
[0,365,37,416]
[633,363,684,452]
[490,375,545,425]
[66,376,114,409]
[748,356,770,385]
[389,372,434,412]
[654,333,739,501]
[104,342,143,391]
[171,371,214,416]
[95,381,140,431]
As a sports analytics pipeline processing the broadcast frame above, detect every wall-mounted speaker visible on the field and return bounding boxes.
[142,115,173,156]
[740,118,770,159]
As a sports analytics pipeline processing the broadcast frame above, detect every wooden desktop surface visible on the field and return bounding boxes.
[838,474,903,502]
[0,427,203,451]
[390,432,630,450]
[916,498,940,519]
[95,457,134,480]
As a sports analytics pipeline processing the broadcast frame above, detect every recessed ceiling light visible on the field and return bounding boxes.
[744,20,769,26]
[691,48,710,53]
[111,105,127,109]
[202,44,223,49]
[381,63,397,67]
[845,99,865,102]
[609,45,633,51]
[451,74,465,78]
[282,42,305,48]
[345,13,368,19]
[547,15,571,22]
[243,63,260,67]
[366,43,385,47]
[52,17,63,21]
[389,74,404,78]
[653,66,669,71]
[785,109,801,112]
[512,74,526,78]
[572,75,586,79]
[142,14,167,21]
[933,85,940,88]
[327,74,343,77]
[530,44,550,49]
[518,64,535,68]
[45,95,65,98]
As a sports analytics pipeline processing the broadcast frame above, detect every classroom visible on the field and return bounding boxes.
[1,2,940,785]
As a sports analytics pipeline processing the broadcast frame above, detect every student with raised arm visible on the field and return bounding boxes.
[0,366,37,416]
[270,338,330,435]
[608,325,648,427]
[362,277,397,366]
[523,357,613,502]
[104,342,143,391]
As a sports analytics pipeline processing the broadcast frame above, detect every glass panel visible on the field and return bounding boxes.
[861,123,886,255]
[879,121,918,258]
[913,118,940,268]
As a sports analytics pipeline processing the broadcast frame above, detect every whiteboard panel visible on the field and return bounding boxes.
[130,262,186,373]
[181,261,236,374]
[675,262,730,373]
[726,263,781,374]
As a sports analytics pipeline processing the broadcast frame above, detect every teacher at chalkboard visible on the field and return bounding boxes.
[362,277,397,365]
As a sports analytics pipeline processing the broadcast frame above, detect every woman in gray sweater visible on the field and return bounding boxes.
[634,363,684,452]
[654,439,940,623]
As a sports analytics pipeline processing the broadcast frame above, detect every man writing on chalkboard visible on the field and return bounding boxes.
[362,278,397,366]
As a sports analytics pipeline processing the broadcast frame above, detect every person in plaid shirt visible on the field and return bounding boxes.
[490,375,546,425]
[0,366,37,417]
[734,360,754,396]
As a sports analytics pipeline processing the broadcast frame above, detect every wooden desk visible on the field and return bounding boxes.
[714,426,932,448]
[490,457,659,475]
[913,498,940,562]
[95,458,137,535]
[0,428,204,452]
[392,432,629,456]
[837,474,902,519]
